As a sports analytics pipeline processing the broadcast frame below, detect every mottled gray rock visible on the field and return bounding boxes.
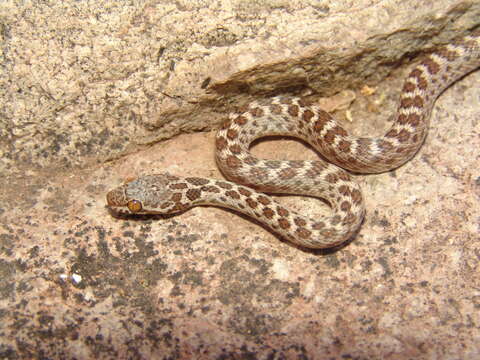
[0,0,478,170]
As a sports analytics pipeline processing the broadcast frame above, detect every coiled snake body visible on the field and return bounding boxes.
[107,31,480,249]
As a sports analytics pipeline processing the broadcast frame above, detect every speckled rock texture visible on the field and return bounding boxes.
[0,0,479,359]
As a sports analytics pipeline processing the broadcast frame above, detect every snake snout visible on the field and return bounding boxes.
[106,187,128,207]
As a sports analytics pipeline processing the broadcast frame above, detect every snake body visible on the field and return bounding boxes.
[107,30,480,249]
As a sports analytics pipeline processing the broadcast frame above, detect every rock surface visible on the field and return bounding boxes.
[0,0,479,359]
[1,0,479,170]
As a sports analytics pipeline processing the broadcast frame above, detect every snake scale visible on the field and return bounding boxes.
[107,30,480,249]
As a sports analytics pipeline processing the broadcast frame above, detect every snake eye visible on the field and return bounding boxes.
[127,200,143,213]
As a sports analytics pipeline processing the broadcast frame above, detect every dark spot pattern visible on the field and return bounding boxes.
[169,183,188,189]
[234,116,248,125]
[226,155,242,168]
[270,104,283,114]
[244,156,259,165]
[279,168,297,180]
[225,190,240,199]
[296,228,311,239]
[338,140,351,152]
[227,129,238,140]
[171,193,182,202]
[408,69,429,90]
[216,136,227,150]
[340,201,351,212]
[238,188,252,197]
[250,107,264,117]
[400,95,424,109]
[302,109,315,122]
[217,181,233,189]
[246,198,258,209]
[294,218,306,227]
[325,173,338,184]
[201,185,220,193]
[186,177,210,186]
[186,189,201,201]
[257,195,271,205]
[435,49,459,62]
[421,57,441,74]
[397,129,411,143]
[229,144,242,154]
[288,105,299,117]
[277,207,289,217]
[263,207,275,219]
[278,218,291,229]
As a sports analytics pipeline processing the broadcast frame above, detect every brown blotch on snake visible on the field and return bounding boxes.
[107,31,480,249]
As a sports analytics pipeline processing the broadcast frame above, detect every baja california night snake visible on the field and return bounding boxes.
[107,30,480,249]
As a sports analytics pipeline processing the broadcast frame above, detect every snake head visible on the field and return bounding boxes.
[106,173,183,215]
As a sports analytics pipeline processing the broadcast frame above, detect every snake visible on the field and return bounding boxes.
[106,30,480,249]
